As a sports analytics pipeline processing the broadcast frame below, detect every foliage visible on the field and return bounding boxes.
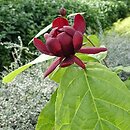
[124,78,130,90]
[0,63,57,130]
[101,32,130,67]
[101,17,130,81]
[83,0,128,33]
[2,54,55,83]
[1,1,130,129]
[0,0,128,43]
[0,0,129,69]
[113,16,130,35]
[0,38,56,129]
[0,39,37,73]
[36,89,57,130]
[2,32,107,84]
[118,0,130,12]
[36,63,130,130]
[0,42,12,71]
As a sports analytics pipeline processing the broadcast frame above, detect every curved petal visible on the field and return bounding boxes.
[44,57,63,78]
[73,14,86,34]
[57,32,74,56]
[33,38,52,55]
[60,57,74,67]
[73,55,85,69]
[49,27,58,37]
[52,17,69,29]
[44,33,51,40]
[78,47,107,54]
[46,37,63,56]
[63,26,75,37]
[73,31,83,51]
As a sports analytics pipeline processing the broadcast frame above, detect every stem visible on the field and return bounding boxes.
[84,35,95,47]
[83,34,109,68]
[103,59,109,68]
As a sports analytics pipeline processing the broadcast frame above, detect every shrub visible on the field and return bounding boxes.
[0,0,128,43]
[101,32,130,67]
[0,40,37,72]
[0,63,57,130]
[0,0,129,69]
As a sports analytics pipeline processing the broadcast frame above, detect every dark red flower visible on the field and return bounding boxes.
[33,14,107,78]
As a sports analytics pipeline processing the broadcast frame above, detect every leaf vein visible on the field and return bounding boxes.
[70,90,89,126]
[84,71,104,130]
[100,118,121,130]
[95,98,130,114]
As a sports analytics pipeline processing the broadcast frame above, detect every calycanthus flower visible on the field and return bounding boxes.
[33,14,107,78]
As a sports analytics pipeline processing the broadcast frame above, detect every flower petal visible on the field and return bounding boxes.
[60,57,74,67]
[52,17,69,29]
[44,33,51,40]
[33,38,51,55]
[44,57,63,78]
[63,26,75,36]
[49,27,58,37]
[78,47,107,54]
[57,32,74,56]
[46,37,63,56]
[73,14,86,33]
[73,31,83,51]
[73,55,85,69]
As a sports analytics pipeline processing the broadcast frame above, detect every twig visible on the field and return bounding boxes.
[84,35,95,47]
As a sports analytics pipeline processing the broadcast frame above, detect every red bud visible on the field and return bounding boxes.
[59,8,66,16]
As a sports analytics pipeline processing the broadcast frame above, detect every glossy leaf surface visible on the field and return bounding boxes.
[55,63,130,130]
[36,63,130,130]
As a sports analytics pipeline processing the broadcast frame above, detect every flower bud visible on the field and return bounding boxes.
[59,8,66,16]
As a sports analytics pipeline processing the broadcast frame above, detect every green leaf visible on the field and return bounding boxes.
[49,67,67,83]
[88,51,107,62]
[2,64,32,83]
[76,50,107,63]
[83,34,100,47]
[76,53,99,62]
[2,54,55,83]
[112,66,130,74]
[55,62,130,130]
[29,23,52,44]
[124,78,130,90]
[36,90,57,130]
[49,51,107,83]
[88,35,100,47]
[49,53,107,83]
